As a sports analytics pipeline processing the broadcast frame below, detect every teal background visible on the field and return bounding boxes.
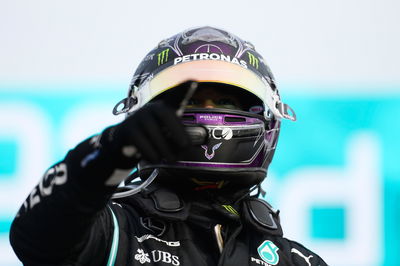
[275,94,400,265]
[1,87,399,265]
[311,206,346,239]
[0,140,18,176]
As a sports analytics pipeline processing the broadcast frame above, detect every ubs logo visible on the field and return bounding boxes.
[134,249,180,265]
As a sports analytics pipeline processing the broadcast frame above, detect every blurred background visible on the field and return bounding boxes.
[1,0,399,265]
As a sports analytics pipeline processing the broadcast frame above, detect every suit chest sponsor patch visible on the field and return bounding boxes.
[134,249,180,265]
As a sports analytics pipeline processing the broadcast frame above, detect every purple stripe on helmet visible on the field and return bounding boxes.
[196,113,224,125]
[183,112,263,126]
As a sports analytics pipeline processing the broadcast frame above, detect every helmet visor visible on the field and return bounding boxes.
[136,60,278,116]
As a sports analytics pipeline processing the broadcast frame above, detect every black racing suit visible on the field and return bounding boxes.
[10,136,328,266]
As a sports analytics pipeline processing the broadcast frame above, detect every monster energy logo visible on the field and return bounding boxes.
[158,48,170,65]
[222,205,239,216]
[247,52,259,69]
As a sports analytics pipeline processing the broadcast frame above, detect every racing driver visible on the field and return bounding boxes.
[10,26,328,266]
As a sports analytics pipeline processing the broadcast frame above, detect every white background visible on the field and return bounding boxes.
[1,0,399,90]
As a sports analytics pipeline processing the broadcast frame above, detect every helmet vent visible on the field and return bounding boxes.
[224,117,246,123]
[182,115,196,121]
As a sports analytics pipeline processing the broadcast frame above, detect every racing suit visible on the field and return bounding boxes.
[10,136,328,266]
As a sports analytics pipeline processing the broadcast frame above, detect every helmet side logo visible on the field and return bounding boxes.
[157,48,170,66]
[212,127,233,140]
[201,142,222,160]
[194,44,224,54]
[247,52,259,69]
[173,52,247,68]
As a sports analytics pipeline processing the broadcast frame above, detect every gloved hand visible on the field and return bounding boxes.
[100,101,191,169]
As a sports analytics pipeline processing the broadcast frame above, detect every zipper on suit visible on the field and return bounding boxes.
[214,224,224,253]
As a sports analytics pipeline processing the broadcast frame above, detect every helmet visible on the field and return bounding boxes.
[114,26,296,191]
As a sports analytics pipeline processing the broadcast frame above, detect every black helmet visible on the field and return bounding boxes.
[114,26,296,191]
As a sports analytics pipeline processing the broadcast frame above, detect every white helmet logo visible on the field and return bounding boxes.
[212,127,233,140]
[201,142,222,160]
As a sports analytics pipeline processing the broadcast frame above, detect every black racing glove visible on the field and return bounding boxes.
[100,101,191,169]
